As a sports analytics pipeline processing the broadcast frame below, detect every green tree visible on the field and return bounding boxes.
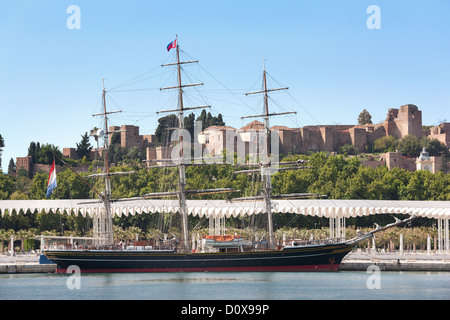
[308,155,360,197]
[108,136,124,165]
[28,171,48,199]
[76,132,93,159]
[272,169,312,196]
[196,109,225,130]
[0,174,15,199]
[425,171,450,200]
[339,143,355,155]
[9,191,30,200]
[124,226,143,243]
[216,114,225,126]
[5,229,15,252]
[8,158,16,175]
[123,146,145,162]
[440,154,450,173]
[420,137,447,156]
[197,109,208,130]
[55,169,91,199]
[15,170,31,195]
[90,127,100,146]
[35,210,64,233]
[64,214,90,236]
[27,141,38,163]
[28,142,62,164]
[15,229,29,251]
[399,135,421,157]
[184,113,196,142]
[155,114,179,145]
[375,167,409,200]
[23,228,38,251]
[399,170,433,200]
[36,144,62,164]
[357,109,373,125]
[110,132,121,145]
[0,229,8,252]
[373,136,399,153]
[155,111,225,145]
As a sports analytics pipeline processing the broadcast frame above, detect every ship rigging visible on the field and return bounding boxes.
[39,37,418,273]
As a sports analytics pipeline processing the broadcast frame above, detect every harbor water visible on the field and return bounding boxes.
[1,271,449,300]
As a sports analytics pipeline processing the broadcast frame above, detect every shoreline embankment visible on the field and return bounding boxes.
[339,251,450,271]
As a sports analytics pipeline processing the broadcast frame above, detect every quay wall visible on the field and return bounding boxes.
[339,261,450,272]
[1,261,449,273]
[0,263,56,274]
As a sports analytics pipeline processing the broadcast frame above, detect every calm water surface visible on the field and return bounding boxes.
[1,271,449,300]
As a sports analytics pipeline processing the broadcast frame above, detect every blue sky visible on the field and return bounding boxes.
[1,1,450,172]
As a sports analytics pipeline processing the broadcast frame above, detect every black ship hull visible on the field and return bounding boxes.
[44,242,353,273]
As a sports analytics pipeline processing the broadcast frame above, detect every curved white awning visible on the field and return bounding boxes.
[0,199,449,219]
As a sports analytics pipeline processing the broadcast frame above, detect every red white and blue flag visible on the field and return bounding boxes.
[46,159,57,198]
[167,38,177,51]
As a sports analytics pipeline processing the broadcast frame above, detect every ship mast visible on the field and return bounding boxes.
[56,79,133,247]
[241,61,296,249]
[175,38,188,253]
[158,36,211,252]
[91,80,123,246]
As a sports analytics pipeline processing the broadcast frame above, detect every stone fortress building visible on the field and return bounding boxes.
[197,104,447,155]
[153,104,448,173]
[15,104,450,175]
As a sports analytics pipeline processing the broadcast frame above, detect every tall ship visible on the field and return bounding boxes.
[43,37,415,273]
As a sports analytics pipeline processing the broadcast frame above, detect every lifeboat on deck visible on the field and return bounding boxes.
[203,235,243,248]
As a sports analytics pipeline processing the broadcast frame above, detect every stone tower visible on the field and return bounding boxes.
[384,104,422,139]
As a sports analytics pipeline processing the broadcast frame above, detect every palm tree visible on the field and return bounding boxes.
[126,227,143,244]
[144,229,165,249]
[16,229,28,252]
[385,229,399,251]
[427,226,438,251]
[345,226,358,240]
[0,229,8,253]
[404,229,420,252]
[89,127,101,159]
[27,228,38,251]
[113,225,126,245]
[89,127,99,142]
[146,229,164,241]
[411,233,420,252]
[416,227,429,251]
[41,230,58,237]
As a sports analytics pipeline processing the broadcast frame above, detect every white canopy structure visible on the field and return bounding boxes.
[0,199,449,218]
[1,199,449,252]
